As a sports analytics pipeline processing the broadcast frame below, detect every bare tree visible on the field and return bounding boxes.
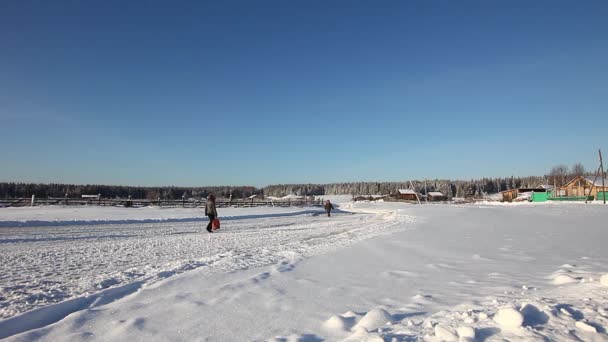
[549,164,569,187]
[571,163,585,177]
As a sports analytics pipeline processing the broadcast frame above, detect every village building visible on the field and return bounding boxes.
[396,189,419,201]
[560,176,608,199]
[427,191,447,202]
[500,186,553,202]
[529,185,554,202]
[500,189,519,202]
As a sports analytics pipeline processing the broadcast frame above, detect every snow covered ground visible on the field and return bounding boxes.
[0,206,318,227]
[1,202,608,341]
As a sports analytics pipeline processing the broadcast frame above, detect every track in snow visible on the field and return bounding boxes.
[0,208,411,320]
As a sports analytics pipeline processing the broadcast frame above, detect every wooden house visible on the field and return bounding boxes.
[560,176,608,198]
[396,189,419,201]
[427,191,447,202]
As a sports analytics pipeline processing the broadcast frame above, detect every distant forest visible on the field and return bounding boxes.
[0,176,546,200]
[0,163,591,200]
[0,183,259,200]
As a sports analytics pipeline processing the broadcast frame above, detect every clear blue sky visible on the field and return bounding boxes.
[1,1,607,186]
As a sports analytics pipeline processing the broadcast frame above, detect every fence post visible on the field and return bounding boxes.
[182,195,185,208]
[158,197,161,207]
[64,193,68,205]
[31,195,35,206]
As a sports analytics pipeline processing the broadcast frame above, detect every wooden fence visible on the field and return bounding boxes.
[0,196,324,208]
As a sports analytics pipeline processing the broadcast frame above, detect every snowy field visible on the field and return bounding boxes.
[1,202,608,341]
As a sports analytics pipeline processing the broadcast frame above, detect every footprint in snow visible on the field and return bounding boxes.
[274,260,296,273]
[250,272,271,284]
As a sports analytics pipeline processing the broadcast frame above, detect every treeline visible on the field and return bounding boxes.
[263,176,547,198]
[0,183,260,200]
[263,162,592,198]
[0,173,580,200]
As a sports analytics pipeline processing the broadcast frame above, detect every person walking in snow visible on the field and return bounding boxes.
[324,200,334,217]
[205,194,218,233]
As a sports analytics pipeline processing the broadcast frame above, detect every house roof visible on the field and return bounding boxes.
[519,188,548,193]
[428,191,445,196]
[398,189,417,195]
[584,176,608,187]
[563,175,608,188]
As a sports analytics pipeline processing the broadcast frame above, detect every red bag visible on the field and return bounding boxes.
[212,218,220,230]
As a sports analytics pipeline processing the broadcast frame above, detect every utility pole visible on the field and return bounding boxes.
[586,149,607,204]
[600,149,606,205]
[409,180,421,204]
[585,165,601,204]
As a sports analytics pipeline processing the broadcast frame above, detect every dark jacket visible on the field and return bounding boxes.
[324,202,334,211]
[205,200,217,216]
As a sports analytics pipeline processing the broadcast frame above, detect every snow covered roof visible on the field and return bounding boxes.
[281,194,304,199]
[539,184,554,189]
[428,192,445,196]
[563,175,608,188]
[584,176,608,187]
[398,189,417,195]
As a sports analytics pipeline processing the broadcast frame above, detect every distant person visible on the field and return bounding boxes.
[324,200,334,217]
[205,194,218,233]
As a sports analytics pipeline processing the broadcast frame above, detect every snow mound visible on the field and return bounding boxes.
[344,326,384,342]
[600,274,608,286]
[341,310,358,317]
[493,307,523,329]
[353,308,392,330]
[323,315,349,331]
[456,326,475,339]
[552,273,579,285]
[434,324,458,341]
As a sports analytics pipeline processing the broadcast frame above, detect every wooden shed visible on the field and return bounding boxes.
[500,189,519,202]
[396,189,419,201]
[427,191,447,202]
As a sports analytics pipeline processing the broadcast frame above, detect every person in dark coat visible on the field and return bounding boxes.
[324,200,334,217]
[205,194,218,232]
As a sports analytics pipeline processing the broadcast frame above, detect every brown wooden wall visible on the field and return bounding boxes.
[562,178,608,197]
[501,189,518,202]
[397,194,418,201]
